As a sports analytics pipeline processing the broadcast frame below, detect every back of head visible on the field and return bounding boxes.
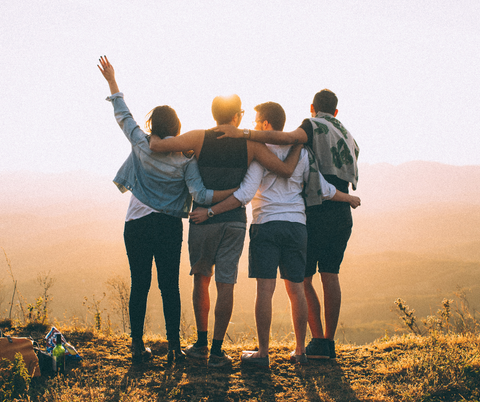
[146,105,181,139]
[211,94,242,125]
[312,89,338,115]
[254,102,286,131]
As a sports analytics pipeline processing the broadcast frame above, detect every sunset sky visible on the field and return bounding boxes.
[1,0,479,175]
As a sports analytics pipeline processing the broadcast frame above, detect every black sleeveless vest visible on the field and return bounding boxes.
[193,130,248,224]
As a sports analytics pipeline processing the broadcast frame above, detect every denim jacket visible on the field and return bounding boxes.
[107,93,213,218]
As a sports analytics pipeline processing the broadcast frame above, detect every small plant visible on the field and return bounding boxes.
[0,353,31,401]
[83,293,106,331]
[395,298,422,335]
[395,291,479,337]
[2,248,26,321]
[106,276,130,333]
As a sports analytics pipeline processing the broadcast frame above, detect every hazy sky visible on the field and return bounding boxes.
[1,0,479,175]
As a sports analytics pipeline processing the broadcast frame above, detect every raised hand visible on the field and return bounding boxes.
[97,55,119,94]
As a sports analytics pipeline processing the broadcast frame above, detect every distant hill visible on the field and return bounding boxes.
[354,161,480,211]
[1,162,479,344]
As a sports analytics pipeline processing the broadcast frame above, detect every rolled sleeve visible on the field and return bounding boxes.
[233,161,264,205]
[320,173,337,200]
[184,157,213,205]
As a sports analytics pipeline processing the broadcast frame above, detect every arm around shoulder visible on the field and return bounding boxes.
[252,142,302,178]
[149,130,203,153]
[215,125,308,145]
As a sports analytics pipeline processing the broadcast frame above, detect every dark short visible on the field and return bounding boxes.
[305,203,352,276]
[248,221,307,283]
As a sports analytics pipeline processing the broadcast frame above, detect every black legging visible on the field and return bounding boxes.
[124,212,183,342]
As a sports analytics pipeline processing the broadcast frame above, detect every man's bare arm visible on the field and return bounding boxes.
[189,195,242,224]
[149,130,204,153]
[251,143,302,178]
[330,191,361,209]
[214,125,308,145]
[211,187,239,204]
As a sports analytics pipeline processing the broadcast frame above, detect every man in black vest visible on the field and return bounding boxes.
[150,95,301,367]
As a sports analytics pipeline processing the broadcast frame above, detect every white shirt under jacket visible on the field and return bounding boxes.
[233,145,336,225]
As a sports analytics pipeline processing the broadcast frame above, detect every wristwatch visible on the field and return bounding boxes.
[243,128,251,139]
[207,208,215,218]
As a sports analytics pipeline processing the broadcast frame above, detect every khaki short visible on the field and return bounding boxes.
[188,221,246,284]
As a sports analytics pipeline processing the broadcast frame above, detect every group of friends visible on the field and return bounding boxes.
[98,55,361,368]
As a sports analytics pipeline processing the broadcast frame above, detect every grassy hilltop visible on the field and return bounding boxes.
[2,316,480,402]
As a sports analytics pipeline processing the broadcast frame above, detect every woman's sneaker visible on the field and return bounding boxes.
[305,338,330,360]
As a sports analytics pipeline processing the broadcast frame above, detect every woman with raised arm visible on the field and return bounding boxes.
[97,56,236,365]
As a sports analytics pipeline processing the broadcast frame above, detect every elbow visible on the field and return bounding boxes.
[278,168,294,179]
[149,142,161,152]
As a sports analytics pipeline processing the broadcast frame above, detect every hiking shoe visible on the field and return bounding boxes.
[305,338,330,360]
[131,339,152,363]
[184,344,209,359]
[208,351,232,368]
[329,340,336,359]
[289,351,308,365]
[241,351,270,368]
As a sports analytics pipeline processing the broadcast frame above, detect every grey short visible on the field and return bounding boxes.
[248,221,307,283]
[188,221,246,284]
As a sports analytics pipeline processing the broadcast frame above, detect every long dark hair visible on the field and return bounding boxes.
[145,106,181,138]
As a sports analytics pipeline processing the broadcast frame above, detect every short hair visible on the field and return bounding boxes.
[254,102,286,131]
[145,105,181,139]
[312,89,338,115]
[211,94,242,125]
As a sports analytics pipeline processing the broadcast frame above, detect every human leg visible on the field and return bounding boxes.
[183,273,211,359]
[207,223,246,367]
[212,281,235,342]
[152,214,185,362]
[303,275,324,339]
[124,215,154,361]
[320,272,341,340]
[305,203,351,359]
[192,273,211,334]
[253,278,276,357]
[188,223,218,353]
[284,279,308,355]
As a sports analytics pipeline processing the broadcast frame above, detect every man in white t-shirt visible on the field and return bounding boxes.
[190,102,360,366]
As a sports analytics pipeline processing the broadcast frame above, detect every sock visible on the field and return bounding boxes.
[194,331,208,347]
[211,339,223,356]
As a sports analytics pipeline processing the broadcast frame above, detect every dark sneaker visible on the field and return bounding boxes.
[329,340,336,359]
[131,339,152,363]
[289,351,308,365]
[241,351,270,368]
[208,351,232,368]
[184,344,209,359]
[305,338,330,360]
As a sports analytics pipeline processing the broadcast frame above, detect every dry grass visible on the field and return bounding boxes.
[4,326,480,402]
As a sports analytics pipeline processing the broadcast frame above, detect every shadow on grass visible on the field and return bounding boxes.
[301,360,362,402]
